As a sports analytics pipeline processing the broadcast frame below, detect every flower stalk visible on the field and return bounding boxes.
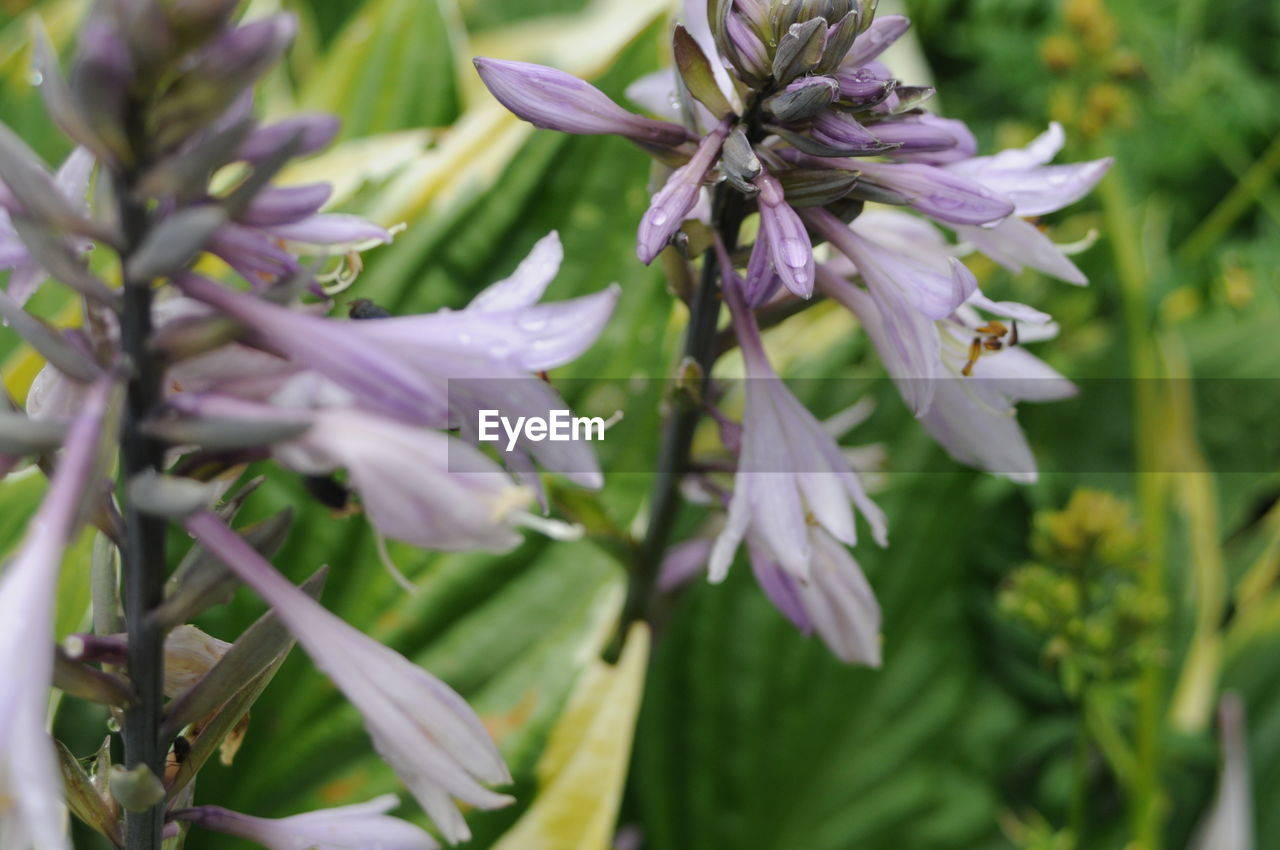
[627,182,745,643]
[115,163,169,850]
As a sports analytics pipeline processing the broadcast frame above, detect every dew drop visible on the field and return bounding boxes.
[28,70,43,86]
[779,237,809,268]
[491,341,512,359]
[458,332,473,345]
[647,208,671,228]
[518,314,548,332]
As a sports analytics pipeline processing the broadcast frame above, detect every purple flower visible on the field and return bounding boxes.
[0,147,95,305]
[853,160,1015,225]
[0,378,113,850]
[185,511,514,845]
[473,58,691,147]
[749,527,882,666]
[637,121,730,263]
[177,393,540,552]
[178,233,618,432]
[808,110,891,156]
[172,795,439,850]
[841,15,911,68]
[238,113,341,163]
[877,114,977,164]
[947,122,1114,217]
[754,170,815,297]
[708,267,886,581]
[209,184,393,288]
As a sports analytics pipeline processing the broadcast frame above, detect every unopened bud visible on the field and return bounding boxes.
[163,624,233,697]
[108,764,166,812]
[764,76,840,123]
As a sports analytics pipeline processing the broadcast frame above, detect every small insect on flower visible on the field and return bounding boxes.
[962,320,1019,376]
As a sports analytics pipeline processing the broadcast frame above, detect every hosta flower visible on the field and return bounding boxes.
[174,391,542,552]
[210,181,393,287]
[185,511,513,845]
[177,232,617,486]
[708,267,886,582]
[749,528,882,666]
[0,379,112,850]
[172,795,438,850]
[0,147,95,305]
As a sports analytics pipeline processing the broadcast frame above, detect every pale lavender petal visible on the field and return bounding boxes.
[239,113,341,163]
[264,214,392,247]
[5,262,48,306]
[801,530,882,666]
[52,146,95,202]
[658,537,713,591]
[954,217,1088,285]
[184,512,513,845]
[956,159,1114,217]
[817,264,941,416]
[638,126,727,263]
[208,224,299,284]
[176,274,448,424]
[741,228,781,307]
[238,183,333,227]
[468,231,563,311]
[175,797,439,850]
[966,291,1052,324]
[278,409,526,551]
[361,284,620,373]
[811,208,976,320]
[474,58,690,146]
[856,161,1014,225]
[0,379,112,850]
[878,115,977,164]
[754,171,814,297]
[625,68,683,122]
[843,15,910,67]
[746,535,812,632]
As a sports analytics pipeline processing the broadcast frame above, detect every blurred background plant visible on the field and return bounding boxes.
[1,0,1276,847]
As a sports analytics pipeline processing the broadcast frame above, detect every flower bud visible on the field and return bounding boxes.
[764,76,840,122]
[162,625,233,697]
[637,124,729,263]
[875,115,977,163]
[808,109,895,156]
[720,128,763,195]
[752,170,814,297]
[473,58,690,146]
[772,18,828,85]
[721,10,772,84]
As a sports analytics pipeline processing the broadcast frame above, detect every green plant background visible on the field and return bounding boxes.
[1,0,1277,847]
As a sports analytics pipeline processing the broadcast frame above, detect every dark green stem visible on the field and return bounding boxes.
[611,184,744,654]
[117,175,168,850]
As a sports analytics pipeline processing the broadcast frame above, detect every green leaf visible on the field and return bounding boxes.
[298,0,464,138]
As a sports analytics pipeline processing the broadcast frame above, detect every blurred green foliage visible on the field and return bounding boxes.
[1,0,1278,847]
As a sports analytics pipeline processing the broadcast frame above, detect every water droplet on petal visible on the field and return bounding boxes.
[518,314,548,332]
[647,208,671,228]
[779,237,809,269]
[458,332,473,345]
[28,70,43,86]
